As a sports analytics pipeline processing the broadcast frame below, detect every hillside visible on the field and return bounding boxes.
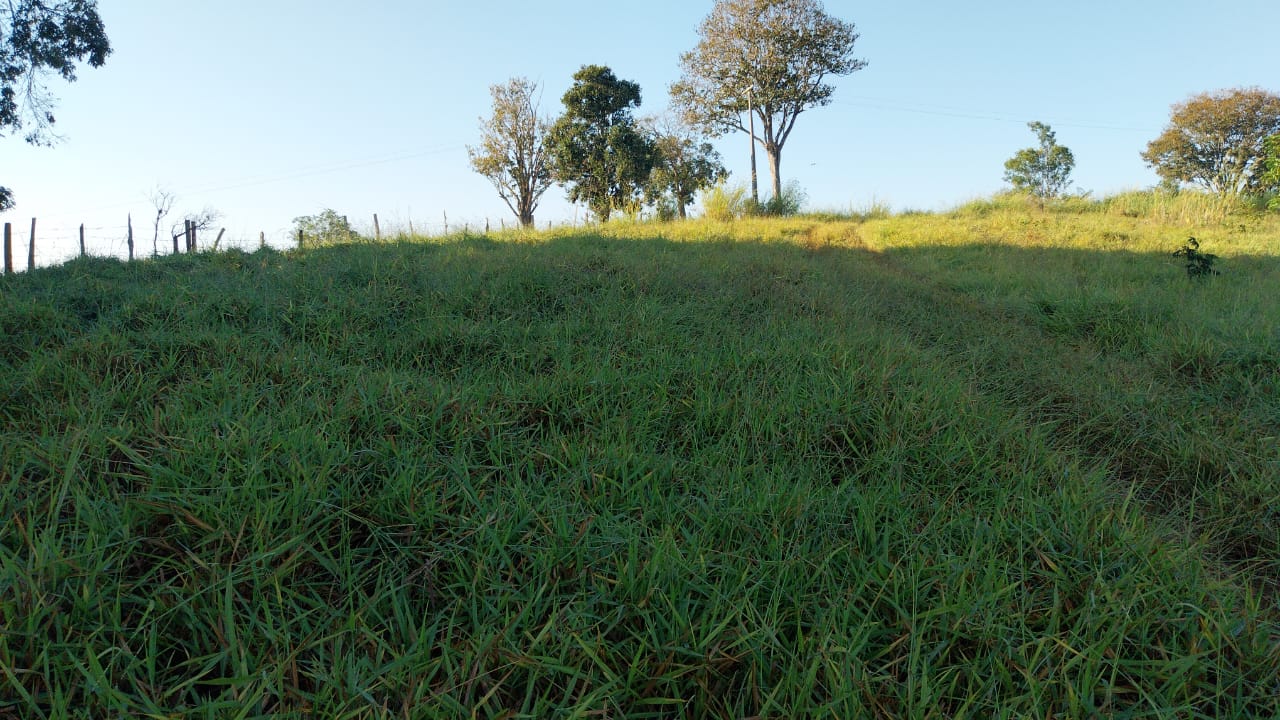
[2,201,1279,717]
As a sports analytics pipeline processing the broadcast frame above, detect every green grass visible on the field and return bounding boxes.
[2,204,1279,717]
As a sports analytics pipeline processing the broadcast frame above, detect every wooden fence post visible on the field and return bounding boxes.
[79,224,86,257]
[443,211,448,235]
[297,228,304,248]
[3,223,11,274]
[409,219,415,236]
[374,213,381,241]
[485,218,490,233]
[127,214,134,261]
[28,218,36,271]
[214,228,225,250]
[172,227,180,254]
[190,222,198,253]
[259,231,266,249]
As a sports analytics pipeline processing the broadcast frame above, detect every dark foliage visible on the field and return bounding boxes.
[1172,237,1220,279]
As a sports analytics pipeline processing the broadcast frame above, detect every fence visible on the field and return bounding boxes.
[0,215,260,274]
[3,210,581,275]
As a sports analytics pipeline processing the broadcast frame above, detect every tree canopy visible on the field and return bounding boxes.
[1003,122,1075,199]
[1,0,111,210]
[645,114,727,219]
[468,78,553,228]
[547,65,655,221]
[1264,134,1280,210]
[1141,87,1280,197]
[670,0,864,200]
[293,209,360,246]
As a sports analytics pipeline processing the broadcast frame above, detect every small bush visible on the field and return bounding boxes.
[702,182,749,221]
[852,198,892,222]
[757,180,808,217]
[653,197,680,222]
[950,192,1040,217]
[1172,237,1220,278]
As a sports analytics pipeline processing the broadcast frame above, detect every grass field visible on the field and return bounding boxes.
[2,195,1279,717]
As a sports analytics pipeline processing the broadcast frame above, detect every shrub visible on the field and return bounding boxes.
[702,182,749,221]
[758,180,808,216]
[292,209,362,247]
[1172,237,1220,279]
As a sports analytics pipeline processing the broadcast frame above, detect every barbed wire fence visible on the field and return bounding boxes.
[0,215,299,274]
[3,208,596,276]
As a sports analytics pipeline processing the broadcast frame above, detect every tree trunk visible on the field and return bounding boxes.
[766,144,783,201]
[519,210,535,228]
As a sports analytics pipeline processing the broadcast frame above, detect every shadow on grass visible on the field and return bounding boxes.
[2,230,1279,716]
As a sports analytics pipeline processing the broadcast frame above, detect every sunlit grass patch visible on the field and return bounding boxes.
[2,204,1278,716]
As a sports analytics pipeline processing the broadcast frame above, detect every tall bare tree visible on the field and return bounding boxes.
[148,186,175,256]
[173,206,221,235]
[468,78,553,228]
[170,206,222,250]
[1142,88,1280,197]
[670,0,865,200]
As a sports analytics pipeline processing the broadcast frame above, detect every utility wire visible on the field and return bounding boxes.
[843,95,1156,133]
[80,142,467,214]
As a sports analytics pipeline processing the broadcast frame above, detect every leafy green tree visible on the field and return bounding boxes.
[468,77,553,228]
[1003,121,1075,199]
[670,0,865,201]
[2,1,111,210]
[1141,87,1280,197]
[644,114,727,219]
[547,65,655,221]
[1264,134,1280,210]
[293,209,361,246]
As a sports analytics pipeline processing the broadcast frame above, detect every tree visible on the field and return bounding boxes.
[547,65,656,221]
[1003,121,1075,199]
[293,209,360,246]
[670,0,865,201]
[148,186,175,256]
[170,206,222,248]
[1,1,111,209]
[1141,87,1280,197]
[468,78,553,228]
[184,206,222,234]
[1264,134,1280,210]
[644,114,728,219]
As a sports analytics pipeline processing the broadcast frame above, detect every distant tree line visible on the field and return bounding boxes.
[1005,88,1280,208]
[469,0,866,227]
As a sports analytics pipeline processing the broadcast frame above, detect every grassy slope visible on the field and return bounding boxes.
[1,205,1278,717]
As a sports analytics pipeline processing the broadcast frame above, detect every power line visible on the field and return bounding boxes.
[843,95,1156,133]
[81,142,467,213]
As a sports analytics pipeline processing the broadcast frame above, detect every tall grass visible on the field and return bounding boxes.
[2,205,1278,716]
[951,189,1272,226]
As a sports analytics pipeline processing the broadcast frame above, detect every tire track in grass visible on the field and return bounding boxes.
[825,235,1280,593]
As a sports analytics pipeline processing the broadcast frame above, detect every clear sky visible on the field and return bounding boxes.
[3,1,1278,265]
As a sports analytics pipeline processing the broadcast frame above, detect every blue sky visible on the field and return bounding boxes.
[3,1,1278,265]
